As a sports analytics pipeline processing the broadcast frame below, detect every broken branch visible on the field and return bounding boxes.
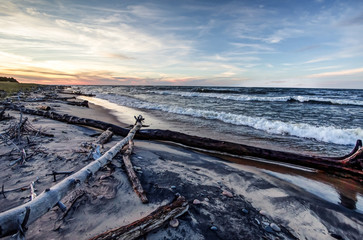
[89,196,189,240]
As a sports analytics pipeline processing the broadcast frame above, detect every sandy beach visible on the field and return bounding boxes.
[0,90,362,240]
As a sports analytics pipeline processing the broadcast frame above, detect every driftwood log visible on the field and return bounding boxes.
[123,137,148,203]
[89,196,189,240]
[94,128,114,146]
[2,103,363,182]
[59,91,95,97]
[0,117,143,238]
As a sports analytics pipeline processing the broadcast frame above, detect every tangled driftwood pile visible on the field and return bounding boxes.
[0,114,188,239]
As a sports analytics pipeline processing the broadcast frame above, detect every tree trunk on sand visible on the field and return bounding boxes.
[2,103,362,182]
[89,196,188,240]
[0,117,143,238]
[122,138,148,203]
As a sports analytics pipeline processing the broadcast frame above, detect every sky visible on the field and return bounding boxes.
[0,0,363,88]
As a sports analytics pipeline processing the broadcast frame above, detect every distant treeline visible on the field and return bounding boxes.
[0,77,18,83]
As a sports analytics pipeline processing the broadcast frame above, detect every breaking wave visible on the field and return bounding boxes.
[146,90,363,106]
[91,95,363,145]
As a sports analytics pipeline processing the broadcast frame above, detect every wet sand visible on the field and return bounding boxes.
[0,92,362,239]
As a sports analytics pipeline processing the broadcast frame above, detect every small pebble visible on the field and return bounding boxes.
[242,208,249,214]
[259,210,267,216]
[222,190,233,198]
[171,186,176,190]
[262,221,269,226]
[193,199,201,205]
[169,219,179,228]
[270,223,281,232]
[264,225,274,233]
[133,166,141,171]
[210,226,218,231]
[254,218,260,225]
[204,198,209,202]
[137,170,143,174]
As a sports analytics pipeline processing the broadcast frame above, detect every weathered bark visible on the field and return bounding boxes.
[66,100,89,108]
[89,196,189,240]
[94,128,113,145]
[1,103,130,136]
[122,139,148,203]
[2,103,362,182]
[0,118,143,238]
[36,105,51,111]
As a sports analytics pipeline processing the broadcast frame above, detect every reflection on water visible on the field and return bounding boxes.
[263,170,362,212]
[210,153,363,213]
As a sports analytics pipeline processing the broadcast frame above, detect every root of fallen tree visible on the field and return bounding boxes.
[2,103,362,182]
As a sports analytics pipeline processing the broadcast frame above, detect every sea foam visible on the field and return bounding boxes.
[147,90,363,106]
[92,94,363,145]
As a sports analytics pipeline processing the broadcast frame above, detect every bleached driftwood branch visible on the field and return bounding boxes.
[0,116,143,238]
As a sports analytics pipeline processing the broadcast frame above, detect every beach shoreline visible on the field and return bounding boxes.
[0,89,362,239]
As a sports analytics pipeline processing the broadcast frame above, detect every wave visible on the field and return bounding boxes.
[90,95,363,145]
[146,90,363,106]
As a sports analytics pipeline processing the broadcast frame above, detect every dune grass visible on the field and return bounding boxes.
[0,82,40,98]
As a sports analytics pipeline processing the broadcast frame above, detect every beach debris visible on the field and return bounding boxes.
[242,208,249,214]
[66,100,89,108]
[193,199,201,205]
[204,197,209,202]
[171,185,177,190]
[53,189,87,230]
[92,145,102,160]
[59,90,95,97]
[30,181,37,201]
[222,190,233,198]
[94,128,113,145]
[37,105,51,111]
[89,196,189,240]
[0,108,13,121]
[5,102,363,180]
[56,201,67,212]
[210,226,218,231]
[121,116,148,204]
[46,170,74,182]
[255,218,260,225]
[0,119,143,238]
[270,223,281,232]
[0,178,40,199]
[169,218,179,228]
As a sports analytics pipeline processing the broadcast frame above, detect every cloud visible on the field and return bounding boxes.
[306,67,363,78]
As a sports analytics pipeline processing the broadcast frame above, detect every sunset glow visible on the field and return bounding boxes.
[1,0,363,88]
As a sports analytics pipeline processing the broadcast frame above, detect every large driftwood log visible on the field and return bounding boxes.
[89,196,189,240]
[2,103,362,182]
[0,117,143,238]
[59,91,95,97]
[123,138,148,203]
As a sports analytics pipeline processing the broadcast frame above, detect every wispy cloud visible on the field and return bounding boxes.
[0,0,363,88]
[306,67,363,78]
